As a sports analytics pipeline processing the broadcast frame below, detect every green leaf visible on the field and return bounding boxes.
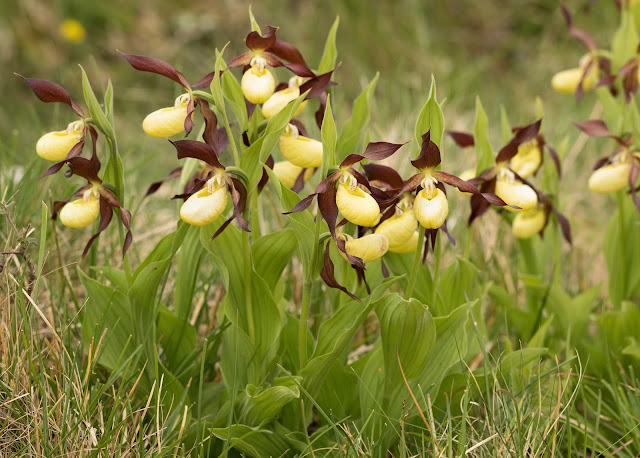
[79,269,135,372]
[500,105,512,145]
[222,70,249,131]
[596,86,623,133]
[241,93,307,191]
[414,75,445,148]
[157,305,196,375]
[248,6,262,33]
[252,229,298,290]
[473,97,494,173]
[80,65,114,139]
[173,224,204,320]
[498,347,547,377]
[434,257,479,316]
[376,295,435,385]
[212,424,290,457]
[612,10,638,72]
[547,283,599,338]
[321,95,337,176]
[211,45,230,117]
[336,73,379,161]
[104,79,114,126]
[240,380,300,426]
[317,16,339,74]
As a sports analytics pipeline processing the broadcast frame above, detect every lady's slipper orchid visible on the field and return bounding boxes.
[59,187,100,228]
[510,139,542,179]
[374,195,418,252]
[494,168,538,212]
[227,26,315,104]
[279,123,323,168]
[36,120,86,161]
[272,160,314,189]
[142,93,194,138]
[396,130,509,244]
[512,207,547,239]
[18,76,92,162]
[49,153,132,257]
[170,104,249,235]
[120,51,206,137]
[262,76,309,119]
[574,119,640,212]
[335,176,381,227]
[339,233,389,264]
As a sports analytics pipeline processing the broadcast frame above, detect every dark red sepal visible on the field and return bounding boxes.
[495,119,541,164]
[170,140,225,170]
[17,75,85,117]
[412,130,441,170]
[246,26,278,52]
[119,51,191,90]
[320,242,360,302]
[447,131,475,148]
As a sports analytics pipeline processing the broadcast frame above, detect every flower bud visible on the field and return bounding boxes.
[262,77,308,119]
[36,120,84,161]
[388,231,419,254]
[272,161,314,188]
[340,233,389,263]
[279,124,323,168]
[143,94,192,138]
[510,140,541,179]
[59,190,100,228]
[241,57,276,104]
[414,188,448,229]
[375,208,418,250]
[494,179,537,212]
[588,161,632,194]
[512,207,547,239]
[336,182,381,227]
[180,184,228,226]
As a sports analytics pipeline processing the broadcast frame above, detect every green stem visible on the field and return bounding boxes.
[299,210,322,369]
[243,222,255,342]
[406,226,426,298]
[431,232,442,304]
[617,191,628,298]
[552,218,561,284]
[105,135,132,283]
[251,191,260,237]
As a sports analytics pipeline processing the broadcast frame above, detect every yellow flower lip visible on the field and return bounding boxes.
[180,181,228,226]
[273,161,313,188]
[494,169,537,212]
[388,230,419,253]
[414,187,448,229]
[279,124,323,168]
[588,160,632,194]
[336,174,381,227]
[374,206,418,250]
[143,94,192,138]
[241,56,276,104]
[59,188,100,228]
[512,207,547,239]
[510,140,541,179]
[340,233,389,263]
[262,76,309,119]
[36,120,85,161]
[551,56,598,95]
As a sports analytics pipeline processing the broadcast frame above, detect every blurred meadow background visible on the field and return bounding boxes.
[1,0,619,280]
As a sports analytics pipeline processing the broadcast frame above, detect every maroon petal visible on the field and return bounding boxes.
[81,198,113,258]
[362,141,406,161]
[170,140,224,170]
[267,39,308,66]
[258,155,274,194]
[545,142,563,177]
[290,119,309,138]
[245,26,278,52]
[300,70,335,100]
[629,161,640,213]
[468,179,495,225]
[433,170,479,195]
[198,99,220,152]
[291,168,308,193]
[119,51,190,90]
[192,70,223,89]
[553,208,573,245]
[65,137,86,160]
[65,157,101,183]
[363,163,404,190]
[211,215,236,240]
[412,130,441,170]
[227,52,254,70]
[183,97,196,137]
[447,130,475,148]
[495,119,541,164]
[283,193,317,214]
[395,173,424,197]
[229,178,250,232]
[573,119,618,139]
[339,154,366,169]
[441,220,456,246]
[17,75,84,117]
[560,3,597,52]
[145,167,183,196]
[320,242,359,302]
